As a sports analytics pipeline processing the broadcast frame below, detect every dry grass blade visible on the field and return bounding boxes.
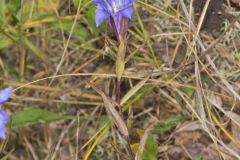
[194,61,210,134]
[206,55,240,101]
[2,0,240,159]
[180,0,240,102]
[47,120,76,160]
[48,0,83,86]
[90,84,129,137]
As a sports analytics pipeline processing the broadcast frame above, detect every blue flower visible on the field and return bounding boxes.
[93,0,135,40]
[0,109,10,139]
[0,87,13,104]
[0,87,13,139]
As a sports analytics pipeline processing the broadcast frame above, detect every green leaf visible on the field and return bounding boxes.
[11,108,69,128]
[122,85,156,112]
[193,154,201,160]
[20,0,60,21]
[180,86,195,97]
[22,38,47,60]
[73,0,91,7]
[0,34,13,49]
[143,135,158,160]
[120,76,149,105]
[0,0,6,22]
[0,149,14,160]
[176,86,195,105]
[152,110,187,134]
[85,5,100,35]
[7,0,21,17]
[53,20,89,42]
[175,92,183,105]
[0,0,21,25]
[73,0,81,7]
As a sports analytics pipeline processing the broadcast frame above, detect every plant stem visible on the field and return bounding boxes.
[126,136,135,160]
[116,78,121,104]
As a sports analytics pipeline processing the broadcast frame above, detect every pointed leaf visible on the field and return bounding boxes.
[0,0,6,23]
[120,76,149,105]
[22,38,47,60]
[0,34,13,49]
[11,108,69,128]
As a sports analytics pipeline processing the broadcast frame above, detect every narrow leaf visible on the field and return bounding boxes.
[11,108,68,128]
[135,128,158,160]
[53,20,89,42]
[0,0,6,22]
[0,149,14,160]
[22,38,47,60]
[152,110,187,134]
[83,123,110,160]
[0,34,13,49]
[120,76,149,105]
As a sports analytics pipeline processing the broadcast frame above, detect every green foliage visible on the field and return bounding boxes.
[21,0,60,21]
[143,135,158,160]
[0,0,6,22]
[0,34,12,49]
[73,0,81,6]
[193,154,201,160]
[73,0,92,7]
[175,86,195,105]
[121,76,149,105]
[99,115,110,126]
[0,0,91,61]
[122,85,156,112]
[0,149,14,160]
[11,108,70,128]
[53,20,89,42]
[152,110,187,134]
[132,130,158,160]
[22,38,47,60]
[86,5,100,35]
[7,0,21,15]
[0,0,21,24]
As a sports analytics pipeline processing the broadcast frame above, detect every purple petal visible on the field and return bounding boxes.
[113,0,135,7]
[119,6,133,19]
[95,9,110,27]
[112,14,121,33]
[0,109,9,140]
[93,0,109,11]
[0,122,7,139]
[0,87,13,104]
[0,109,9,122]
[108,0,120,8]
[93,0,104,5]
[120,0,133,4]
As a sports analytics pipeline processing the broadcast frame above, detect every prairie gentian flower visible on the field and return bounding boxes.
[93,0,135,41]
[0,87,13,139]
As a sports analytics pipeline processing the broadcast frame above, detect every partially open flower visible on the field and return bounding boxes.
[0,87,13,139]
[93,0,135,41]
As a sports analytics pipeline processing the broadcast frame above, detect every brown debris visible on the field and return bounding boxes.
[167,122,220,160]
[193,0,229,36]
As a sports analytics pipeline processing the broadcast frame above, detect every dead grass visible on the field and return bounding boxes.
[0,0,240,159]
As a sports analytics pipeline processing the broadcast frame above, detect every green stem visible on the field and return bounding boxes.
[116,41,126,81]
